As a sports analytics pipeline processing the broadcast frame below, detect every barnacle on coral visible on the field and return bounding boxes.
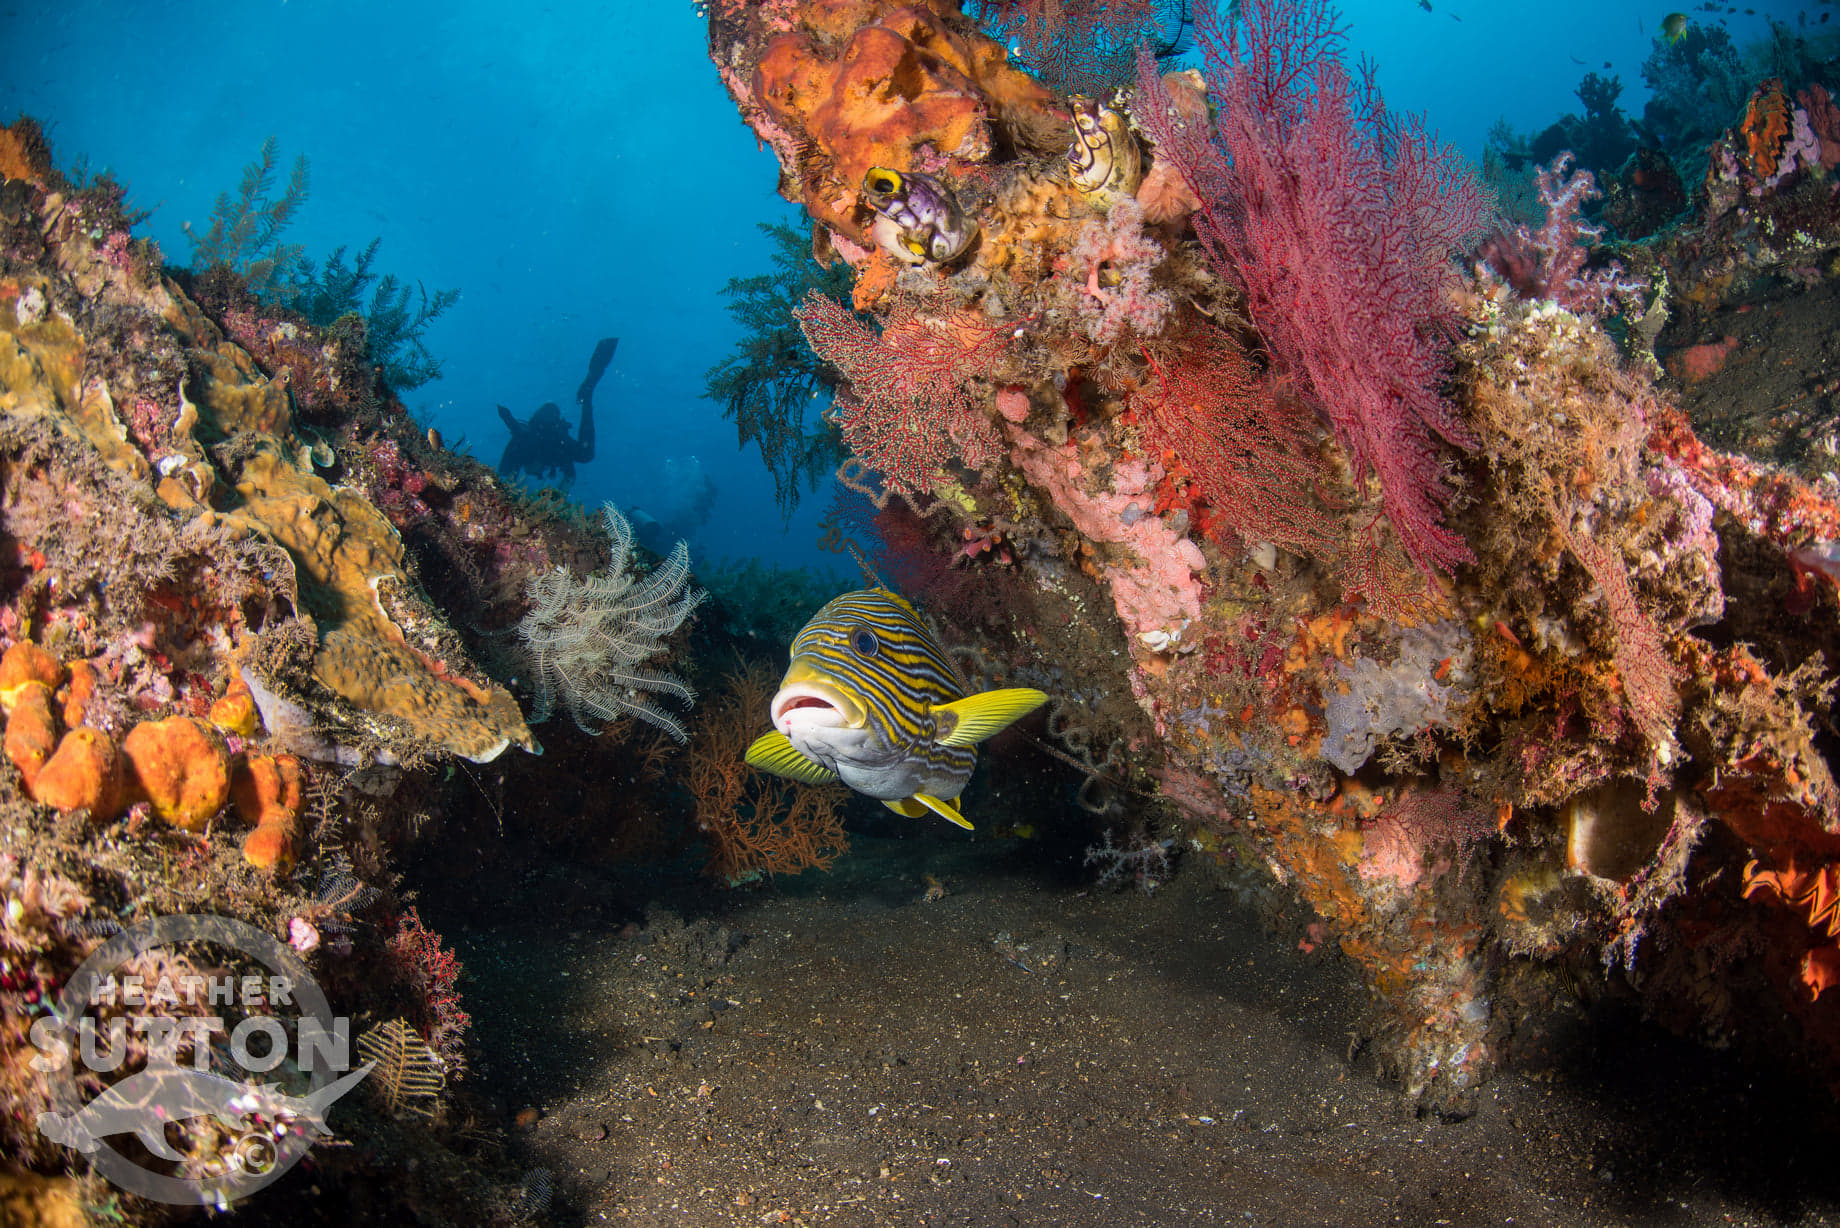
[516,504,705,742]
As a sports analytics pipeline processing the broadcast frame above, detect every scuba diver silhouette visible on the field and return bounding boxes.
[497,337,618,486]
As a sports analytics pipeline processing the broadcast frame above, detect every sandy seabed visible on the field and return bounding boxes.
[246,831,1840,1228]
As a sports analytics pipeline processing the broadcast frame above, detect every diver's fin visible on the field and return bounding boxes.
[577,337,618,405]
[744,732,839,784]
[912,793,974,831]
[934,688,1050,747]
[585,337,618,383]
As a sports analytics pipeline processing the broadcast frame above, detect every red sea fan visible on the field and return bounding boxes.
[1566,529,1680,750]
[971,0,1173,94]
[387,906,471,1074]
[1134,0,1494,582]
[1132,329,1337,560]
[795,293,1008,496]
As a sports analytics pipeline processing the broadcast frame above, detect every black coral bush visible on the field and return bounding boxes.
[183,135,310,299]
[516,504,705,742]
[186,139,458,390]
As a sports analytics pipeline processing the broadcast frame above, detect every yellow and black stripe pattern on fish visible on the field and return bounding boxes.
[790,588,974,775]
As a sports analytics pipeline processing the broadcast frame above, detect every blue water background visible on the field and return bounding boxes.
[0,0,1793,573]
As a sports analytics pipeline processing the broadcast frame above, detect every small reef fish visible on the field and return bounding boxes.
[861,167,980,266]
[744,588,1047,829]
[1067,94,1143,205]
[1661,11,1688,42]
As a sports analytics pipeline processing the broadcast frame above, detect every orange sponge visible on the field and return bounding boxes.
[31,729,128,819]
[0,643,65,710]
[61,661,99,729]
[232,753,304,871]
[122,716,231,832]
[5,680,58,788]
[208,672,258,738]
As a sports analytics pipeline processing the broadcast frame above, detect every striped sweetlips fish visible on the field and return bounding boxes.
[743,588,1048,829]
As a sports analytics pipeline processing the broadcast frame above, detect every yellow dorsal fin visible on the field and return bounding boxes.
[744,731,839,785]
[934,688,1050,747]
[913,793,974,830]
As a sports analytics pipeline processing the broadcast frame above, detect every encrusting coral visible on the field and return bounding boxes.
[0,120,534,766]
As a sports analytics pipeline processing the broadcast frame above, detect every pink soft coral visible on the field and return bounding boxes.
[1068,197,1172,344]
[1005,420,1207,644]
[1478,153,1647,318]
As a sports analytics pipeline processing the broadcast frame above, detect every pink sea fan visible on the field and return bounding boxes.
[1360,786,1494,888]
[1134,0,1493,581]
[796,294,1008,495]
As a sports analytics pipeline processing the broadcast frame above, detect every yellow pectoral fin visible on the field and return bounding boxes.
[912,793,973,831]
[744,731,838,785]
[883,797,928,818]
[934,688,1050,747]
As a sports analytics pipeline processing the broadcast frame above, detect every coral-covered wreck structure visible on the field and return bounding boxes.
[705,0,1840,1112]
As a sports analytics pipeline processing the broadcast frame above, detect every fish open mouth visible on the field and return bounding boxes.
[771,658,866,733]
[771,686,848,734]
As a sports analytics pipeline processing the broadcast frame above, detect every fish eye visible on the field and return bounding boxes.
[849,626,880,657]
[868,172,898,194]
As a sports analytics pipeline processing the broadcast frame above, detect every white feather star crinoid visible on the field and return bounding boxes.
[516,504,706,742]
